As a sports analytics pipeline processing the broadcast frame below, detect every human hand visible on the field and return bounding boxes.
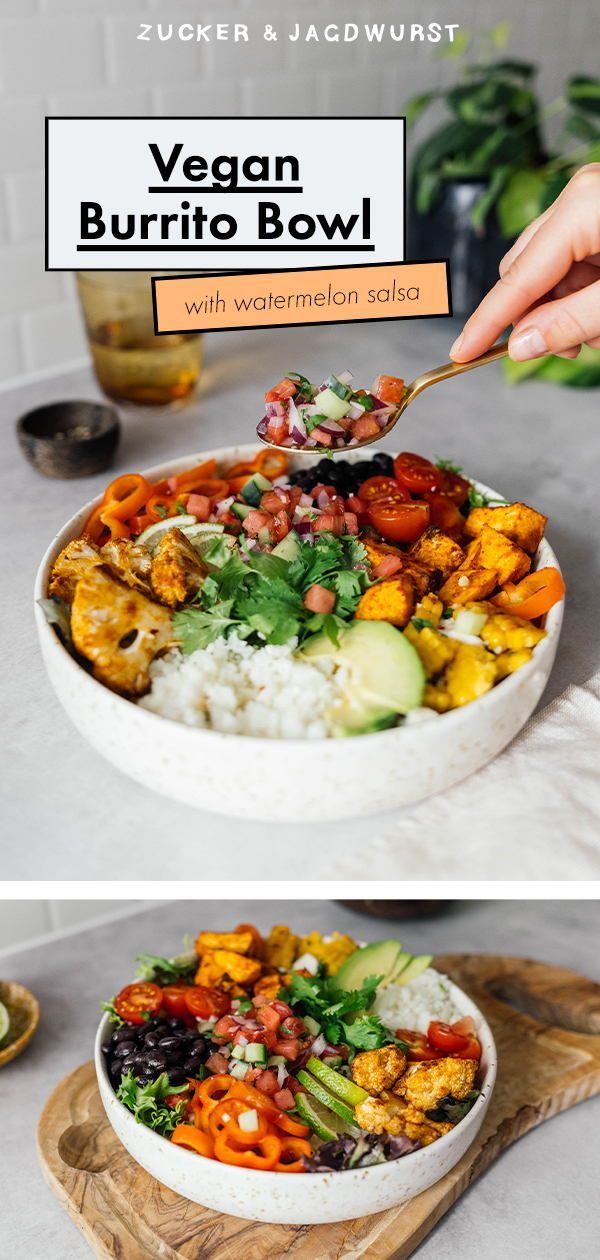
[449,164,600,363]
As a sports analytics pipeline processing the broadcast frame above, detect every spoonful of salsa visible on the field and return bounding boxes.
[256,341,509,454]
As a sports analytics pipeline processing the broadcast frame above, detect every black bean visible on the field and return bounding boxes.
[372,452,394,473]
[120,1056,138,1072]
[143,1032,160,1048]
[167,1018,185,1031]
[101,1043,111,1057]
[158,1035,184,1051]
[167,1068,187,1086]
[113,1041,136,1058]
[181,1056,201,1074]
[112,1026,134,1044]
[145,1053,168,1072]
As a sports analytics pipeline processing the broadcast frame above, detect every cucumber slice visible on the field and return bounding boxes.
[229,1060,251,1080]
[326,373,353,401]
[306,1056,368,1107]
[303,1015,321,1038]
[0,1000,10,1047]
[241,472,272,506]
[314,388,351,421]
[295,1092,352,1142]
[231,1044,246,1060]
[244,1043,268,1065]
[231,502,252,521]
[296,1070,355,1125]
[137,515,197,549]
[267,1055,287,1068]
[272,531,300,561]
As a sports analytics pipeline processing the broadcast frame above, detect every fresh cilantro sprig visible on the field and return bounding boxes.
[284,972,407,1052]
[435,457,463,474]
[411,617,435,632]
[467,487,509,509]
[116,1071,189,1136]
[100,1000,125,1028]
[173,534,370,655]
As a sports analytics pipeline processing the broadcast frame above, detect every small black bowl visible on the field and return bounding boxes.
[17,399,120,479]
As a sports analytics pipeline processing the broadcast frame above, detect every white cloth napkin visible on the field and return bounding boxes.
[332,674,600,879]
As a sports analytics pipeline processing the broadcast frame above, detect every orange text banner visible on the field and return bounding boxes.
[152,261,450,334]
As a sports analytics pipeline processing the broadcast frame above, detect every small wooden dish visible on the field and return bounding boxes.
[0,980,40,1067]
[17,400,120,479]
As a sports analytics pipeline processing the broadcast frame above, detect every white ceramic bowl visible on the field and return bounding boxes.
[35,444,564,821]
[95,975,497,1224]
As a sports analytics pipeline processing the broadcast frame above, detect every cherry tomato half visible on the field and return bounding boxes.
[368,499,430,543]
[114,982,163,1026]
[438,469,470,506]
[357,475,408,504]
[185,987,231,1021]
[423,491,464,534]
[427,1020,471,1053]
[395,1028,444,1061]
[161,983,194,1020]
[394,452,442,495]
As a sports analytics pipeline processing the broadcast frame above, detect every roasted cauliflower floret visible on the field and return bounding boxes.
[438,567,499,605]
[409,527,465,580]
[100,537,152,594]
[150,527,207,608]
[465,502,547,554]
[297,931,357,975]
[354,1094,452,1146]
[351,1045,407,1094]
[263,925,300,971]
[494,649,533,679]
[195,930,255,956]
[462,525,530,586]
[394,1056,478,1111]
[404,623,456,678]
[443,643,497,707]
[355,574,415,627]
[70,568,173,697]
[481,613,545,653]
[48,538,101,604]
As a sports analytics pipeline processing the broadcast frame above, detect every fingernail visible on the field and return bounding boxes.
[449,333,465,359]
[509,327,547,361]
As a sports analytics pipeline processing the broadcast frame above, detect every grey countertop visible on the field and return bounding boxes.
[2,897,599,1259]
[2,320,599,877]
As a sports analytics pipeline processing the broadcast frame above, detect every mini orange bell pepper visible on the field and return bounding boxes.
[101,473,153,521]
[171,1125,214,1158]
[273,1136,312,1172]
[213,1129,281,1170]
[493,566,565,619]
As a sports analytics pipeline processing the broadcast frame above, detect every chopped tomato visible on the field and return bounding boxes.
[272,1037,301,1061]
[265,377,297,403]
[266,417,288,446]
[303,584,336,614]
[186,493,211,522]
[394,452,442,494]
[423,491,464,534]
[161,983,194,1019]
[492,567,565,619]
[374,554,404,579]
[368,499,430,543]
[357,475,408,504]
[261,489,290,514]
[185,987,231,1021]
[212,1013,243,1043]
[271,510,290,543]
[352,414,381,441]
[313,512,345,535]
[279,1016,306,1039]
[274,1088,295,1112]
[244,509,273,538]
[254,1069,279,1096]
[372,374,405,405]
[343,511,359,535]
[311,427,333,447]
[114,982,163,1026]
[310,482,338,501]
[438,469,470,506]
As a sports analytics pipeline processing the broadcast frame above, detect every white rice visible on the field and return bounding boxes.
[374,967,461,1035]
[139,632,347,738]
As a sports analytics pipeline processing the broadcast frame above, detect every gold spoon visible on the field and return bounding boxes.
[257,339,509,453]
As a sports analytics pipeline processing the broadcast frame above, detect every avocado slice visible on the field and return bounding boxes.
[335,940,404,993]
[302,621,424,735]
[296,1070,355,1125]
[393,954,433,986]
[306,1056,368,1107]
[387,950,414,984]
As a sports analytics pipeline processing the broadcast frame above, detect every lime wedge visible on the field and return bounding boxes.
[0,1000,10,1047]
[296,1070,355,1125]
[295,1092,353,1142]
[306,1056,368,1107]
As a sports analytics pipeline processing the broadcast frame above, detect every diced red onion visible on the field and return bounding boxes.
[290,425,307,445]
[299,493,313,507]
[310,1034,327,1056]
[266,401,286,418]
[236,1035,248,1046]
[296,520,313,536]
[216,496,234,512]
[257,416,269,437]
[315,419,345,437]
[347,401,366,420]
[317,491,330,509]
[277,1064,287,1088]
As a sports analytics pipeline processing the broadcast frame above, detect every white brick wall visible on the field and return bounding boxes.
[0,0,594,385]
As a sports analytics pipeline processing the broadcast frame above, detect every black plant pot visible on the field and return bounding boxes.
[409,178,513,319]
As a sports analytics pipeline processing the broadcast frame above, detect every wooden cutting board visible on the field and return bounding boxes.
[37,954,600,1260]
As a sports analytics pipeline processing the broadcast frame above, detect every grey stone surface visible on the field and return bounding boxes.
[2,320,599,876]
[2,897,599,1258]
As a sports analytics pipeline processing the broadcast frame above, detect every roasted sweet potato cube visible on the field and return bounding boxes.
[465,502,547,554]
[195,930,254,957]
[409,527,465,580]
[355,574,415,627]
[462,525,530,585]
[438,568,499,605]
[402,558,433,598]
[195,949,261,986]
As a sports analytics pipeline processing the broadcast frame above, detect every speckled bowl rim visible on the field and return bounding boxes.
[34,443,564,751]
[95,972,497,1192]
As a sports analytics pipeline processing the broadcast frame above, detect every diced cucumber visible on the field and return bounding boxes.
[244,1043,268,1065]
[326,373,353,401]
[231,1044,246,1060]
[137,515,197,549]
[303,1015,321,1038]
[229,1060,250,1080]
[231,502,252,521]
[257,526,272,546]
[314,387,351,421]
[267,1055,287,1068]
[272,531,300,561]
[241,472,272,506]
